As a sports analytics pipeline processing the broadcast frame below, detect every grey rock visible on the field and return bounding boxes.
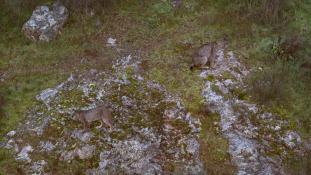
[60,150,77,161]
[121,96,135,107]
[22,2,68,41]
[39,141,55,152]
[29,160,47,175]
[97,140,162,174]
[184,138,200,155]
[16,145,34,163]
[77,144,96,159]
[282,131,301,149]
[6,130,16,137]
[36,88,58,103]
[106,37,117,47]
[72,129,94,143]
[4,139,19,152]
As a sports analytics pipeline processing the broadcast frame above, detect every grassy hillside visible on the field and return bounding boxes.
[0,0,310,174]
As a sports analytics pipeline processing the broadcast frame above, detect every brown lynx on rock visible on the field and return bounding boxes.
[73,105,113,129]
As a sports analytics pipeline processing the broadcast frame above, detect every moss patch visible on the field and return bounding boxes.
[200,113,236,174]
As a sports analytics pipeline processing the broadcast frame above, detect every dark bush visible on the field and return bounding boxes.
[274,35,304,60]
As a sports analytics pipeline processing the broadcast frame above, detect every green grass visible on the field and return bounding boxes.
[0,73,64,134]
[1,0,311,174]
[200,113,236,174]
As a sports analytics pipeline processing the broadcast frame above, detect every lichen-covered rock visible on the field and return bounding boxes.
[200,40,303,175]
[29,160,47,175]
[95,140,162,174]
[39,141,55,152]
[3,50,203,174]
[22,2,68,41]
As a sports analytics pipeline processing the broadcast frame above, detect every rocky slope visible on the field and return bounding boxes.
[200,42,304,175]
[2,46,203,174]
[1,39,308,175]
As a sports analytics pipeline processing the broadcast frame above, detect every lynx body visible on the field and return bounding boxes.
[74,105,113,129]
[190,42,216,70]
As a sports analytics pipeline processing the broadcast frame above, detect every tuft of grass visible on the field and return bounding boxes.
[0,148,21,175]
[0,73,65,135]
[200,113,236,174]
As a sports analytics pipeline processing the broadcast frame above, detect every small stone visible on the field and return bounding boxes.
[122,96,134,107]
[274,126,281,131]
[77,145,96,160]
[39,141,55,152]
[185,138,199,155]
[36,88,58,103]
[30,160,47,175]
[107,37,117,47]
[223,79,233,86]
[72,129,94,143]
[16,145,34,163]
[60,150,77,161]
[7,130,16,137]
[4,139,17,150]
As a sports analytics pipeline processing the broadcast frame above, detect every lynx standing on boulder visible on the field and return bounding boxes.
[190,42,216,70]
[73,105,113,129]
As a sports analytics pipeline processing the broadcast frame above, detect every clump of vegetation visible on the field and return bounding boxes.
[200,113,236,174]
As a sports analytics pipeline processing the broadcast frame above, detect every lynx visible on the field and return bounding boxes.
[73,105,113,129]
[190,42,216,70]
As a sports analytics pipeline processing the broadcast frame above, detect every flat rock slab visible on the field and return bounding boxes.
[22,2,68,42]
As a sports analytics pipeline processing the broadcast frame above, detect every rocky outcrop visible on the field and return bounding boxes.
[200,41,303,175]
[22,2,68,42]
[2,49,203,174]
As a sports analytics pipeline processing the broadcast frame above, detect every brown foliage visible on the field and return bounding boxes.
[279,35,304,58]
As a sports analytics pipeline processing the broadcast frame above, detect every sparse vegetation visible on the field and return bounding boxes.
[1,0,311,174]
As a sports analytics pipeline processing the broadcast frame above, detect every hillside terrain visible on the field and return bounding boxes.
[0,0,311,174]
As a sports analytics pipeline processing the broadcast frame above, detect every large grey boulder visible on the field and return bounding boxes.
[22,2,68,42]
